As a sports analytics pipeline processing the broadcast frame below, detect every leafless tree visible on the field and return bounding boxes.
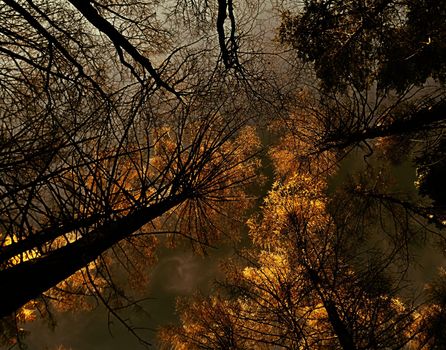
[0,0,295,334]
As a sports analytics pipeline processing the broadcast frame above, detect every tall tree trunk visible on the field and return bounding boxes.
[0,194,186,317]
[307,269,357,350]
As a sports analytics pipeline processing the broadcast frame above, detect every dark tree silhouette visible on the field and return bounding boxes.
[0,0,277,326]
[160,172,421,349]
[279,0,446,93]
[277,0,446,167]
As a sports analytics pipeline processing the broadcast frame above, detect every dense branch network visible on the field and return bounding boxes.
[0,0,265,328]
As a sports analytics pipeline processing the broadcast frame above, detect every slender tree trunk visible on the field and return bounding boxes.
[307,269,357,350]
[319,99,446,153]
[324,300,357,350]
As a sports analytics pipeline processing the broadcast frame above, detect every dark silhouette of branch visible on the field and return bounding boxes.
[2,0,108,99]
[216,0,239,69]
[66,0,179,96]
[314,98,446,154]
[0,193,186,317]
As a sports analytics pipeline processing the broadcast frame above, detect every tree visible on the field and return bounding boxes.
[0,0,275,329]
[160,97,446,349]
[160,171,423,349]
[277,0,446,168]
[2,0,445,348]
[273,0,446,243]
[278,0,446,93]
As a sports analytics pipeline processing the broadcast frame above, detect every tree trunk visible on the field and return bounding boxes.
[320,99,446,152]
[0,194,186,317]
[307,269,357,350]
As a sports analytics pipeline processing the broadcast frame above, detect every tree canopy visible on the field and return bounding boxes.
[1,0,446,349]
